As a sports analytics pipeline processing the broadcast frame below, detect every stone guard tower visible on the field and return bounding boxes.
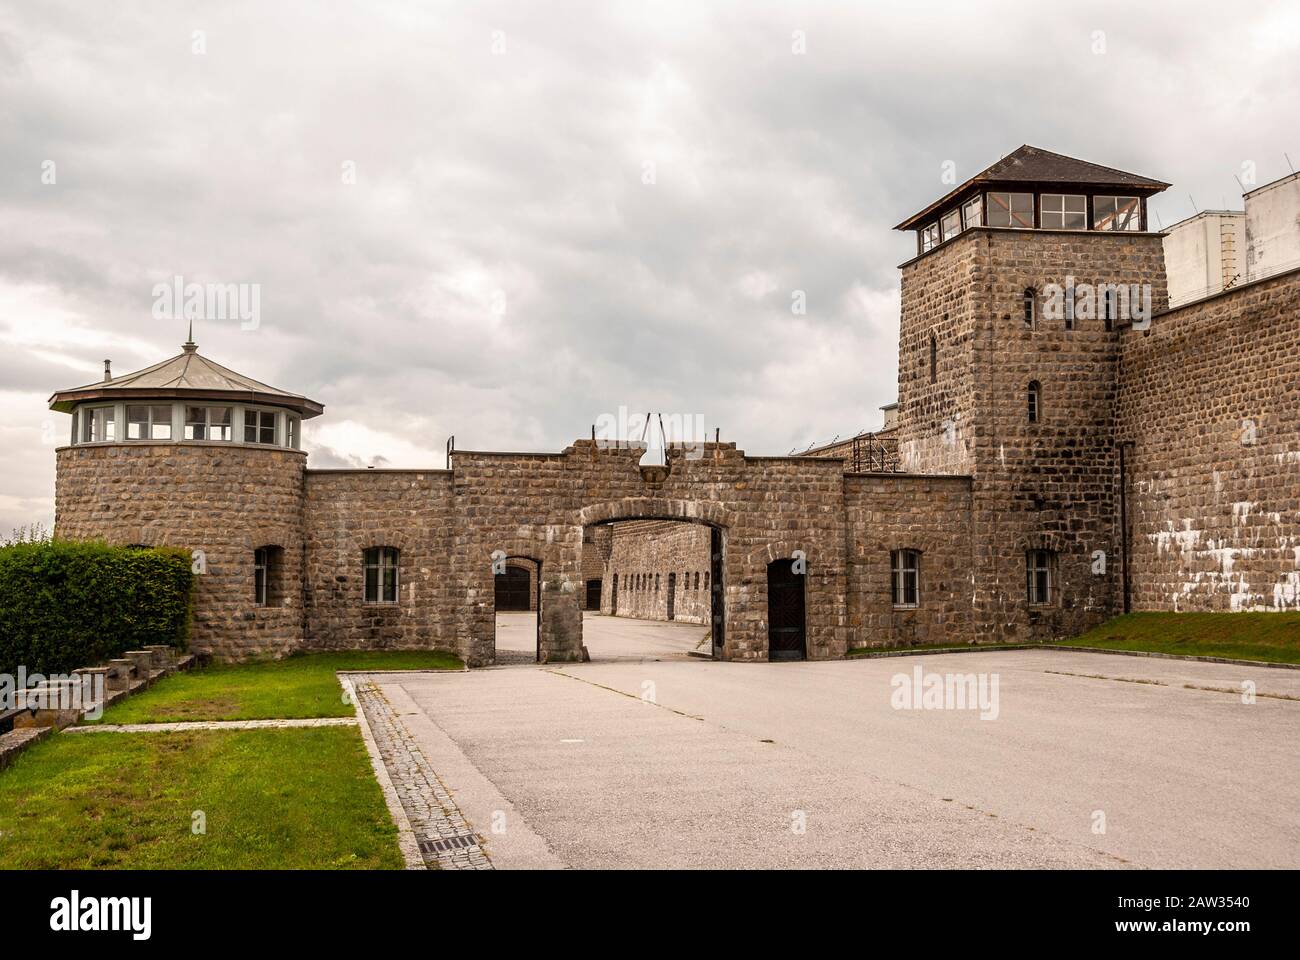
[892,145,1170,640]
[49,335,323,660]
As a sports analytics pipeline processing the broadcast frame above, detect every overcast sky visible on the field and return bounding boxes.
[2,0,1298,535]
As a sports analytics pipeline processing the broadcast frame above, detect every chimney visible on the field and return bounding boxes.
[103,360,112,382]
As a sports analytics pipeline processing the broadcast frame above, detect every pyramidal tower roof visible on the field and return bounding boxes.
[48,333,324,418]
[895,144,1170,230]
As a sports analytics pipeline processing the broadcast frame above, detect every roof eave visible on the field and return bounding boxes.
[895,177,1171,231]
[47,387,325,419]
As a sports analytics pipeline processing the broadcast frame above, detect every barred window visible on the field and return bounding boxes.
[364,546,399,604]
[1027,550,1053,605]
[891,550,920,608]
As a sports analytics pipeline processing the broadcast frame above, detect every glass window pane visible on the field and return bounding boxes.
[963,196,982,228]
[208,407,231,441]
[941,209,961,241]
[127,405,148,440]
[1010,193,1033,227]
[364,565,378,602]
[185,406,206,440]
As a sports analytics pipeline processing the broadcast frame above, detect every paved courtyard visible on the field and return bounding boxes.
[361,619,1300,869]
[494,611,709,662]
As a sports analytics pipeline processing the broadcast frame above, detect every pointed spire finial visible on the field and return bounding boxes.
[182,319,197,354]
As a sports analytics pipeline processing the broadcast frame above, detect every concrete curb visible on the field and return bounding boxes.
[339,674,426,871]
[846,643,1300,670]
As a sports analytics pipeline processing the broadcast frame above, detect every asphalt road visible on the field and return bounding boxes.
[376,630,1300,869]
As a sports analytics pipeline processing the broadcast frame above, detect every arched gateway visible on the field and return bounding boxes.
[48,337,975,668]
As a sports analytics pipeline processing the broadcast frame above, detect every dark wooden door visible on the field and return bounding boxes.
[586,578,602,610]
[666,572,676,620]
[767,558,806,661]
[711,527,724,657]
[495,565,531,611]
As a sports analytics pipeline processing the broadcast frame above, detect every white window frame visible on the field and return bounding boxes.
[286,415,300,449]
[920,222,941,252]
[1028,380,1041,423]
[126,403,174,441]
[1040,194,1087,230]
[891,549,920,608]
[986,192,1034,229]
[184,405,233,442]
[81,404,117,443]
[1093,195,1141,231]
[1027,550,1053,605]
[962,195,982,229]
[242,406,279,445]
[364,546,400,604]
[940,208,962,242]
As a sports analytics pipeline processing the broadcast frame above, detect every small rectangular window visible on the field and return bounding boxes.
[962,195,982,229]
[254,547,269,606]
[940,208,962,241]
[1040,194,1087,230]
[1027,550,1053,605]
[920,222,941,252]
[186,406,232,441]
[364,546,399,604]
[127,405,173,440]
[82,406,115,443]
[243,409,277,444]
[986,192,1033,229]
[891,550,920,608]
[1093,195,1141,231]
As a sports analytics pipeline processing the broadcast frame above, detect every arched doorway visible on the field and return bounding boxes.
[493,556,541,663]
[767,558,806,661]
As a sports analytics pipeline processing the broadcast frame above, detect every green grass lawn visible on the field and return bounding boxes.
[0,727,403,869]
[1061,612,1300,665]
[86,650,462,724]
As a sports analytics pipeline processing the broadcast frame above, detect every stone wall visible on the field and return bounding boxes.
[602,519,712,623]
[1117,267,1300,611]
[843,473,975,648]
[302,469,459,653]
[53,442,307,661]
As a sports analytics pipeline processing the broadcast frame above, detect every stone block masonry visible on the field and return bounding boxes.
[1118,267,1300,611]
[602,519,711,624]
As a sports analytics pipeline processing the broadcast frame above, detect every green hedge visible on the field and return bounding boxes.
[0,541,193,678]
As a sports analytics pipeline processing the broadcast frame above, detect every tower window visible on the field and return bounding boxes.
[962,195,982,229]
[185,406,232,441]
[126,405,173,440]
[891,549,920,608]
[243,409,277,444]
[1027,550,1054,605]
[920,222,940,252]
[929,334,938,384]
[363,546,400,604]
[1027,380,1041,423]
[940,208,962,242]
[1023,288,1036,326]
[1040,194,1087,230]
[1094,196,1141,231]
[987,192,1033,228]
[80,405,117,443]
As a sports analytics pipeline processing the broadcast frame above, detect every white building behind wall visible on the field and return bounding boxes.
[1245,170,1300,282]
